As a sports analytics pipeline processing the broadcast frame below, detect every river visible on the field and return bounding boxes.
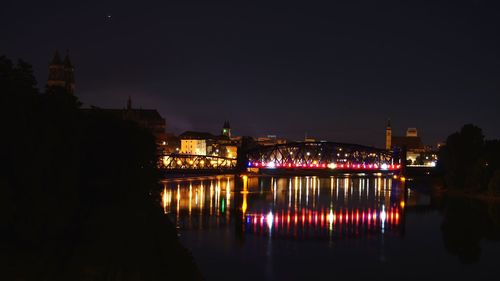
[161,175,500,281]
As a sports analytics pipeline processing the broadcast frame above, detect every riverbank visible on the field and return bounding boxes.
[1,186,203,281]
[444,189,500,203]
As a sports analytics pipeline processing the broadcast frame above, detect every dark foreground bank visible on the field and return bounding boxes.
[0,56,202,280]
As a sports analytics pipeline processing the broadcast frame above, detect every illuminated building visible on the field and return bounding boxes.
[385,121,437,166]
[178,130,238,159]
[179,131,212,155]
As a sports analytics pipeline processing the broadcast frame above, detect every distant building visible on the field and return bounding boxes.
[385,120,424,152]
[87,97,167,144]
[179,131,213,155]
[385,120,392,150]
[162,133,181,154]
[47,50,75,94]
[47,52,169,155]
[221,121,231,138]
[255,135,287,146]
[385,120,436,166]
[177,122,239,158]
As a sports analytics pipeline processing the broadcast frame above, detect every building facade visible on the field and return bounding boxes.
[47,50,75,94]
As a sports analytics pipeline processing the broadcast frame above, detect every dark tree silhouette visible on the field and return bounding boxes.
[0,56,202,280]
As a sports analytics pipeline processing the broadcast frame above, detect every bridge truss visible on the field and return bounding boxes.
[246,142,401,171]
[160,154,237,170]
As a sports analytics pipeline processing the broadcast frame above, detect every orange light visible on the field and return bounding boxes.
[400,201,405,208]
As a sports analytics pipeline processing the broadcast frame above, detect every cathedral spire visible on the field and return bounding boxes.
[63,50,73,68]
[127,96,132,110]
[51,50,62,65]
[48,50,65,89]
[48,50,75,94]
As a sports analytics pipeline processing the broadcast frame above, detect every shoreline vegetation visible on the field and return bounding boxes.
[438,124,500,198]
[1,56,202,280]
[444,189,500,203]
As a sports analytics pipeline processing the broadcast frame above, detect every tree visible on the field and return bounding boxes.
[439,124,484,190]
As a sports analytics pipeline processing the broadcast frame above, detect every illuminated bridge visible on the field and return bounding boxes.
[246,142,403,173]
[160,142,403,174]
[160,154,237,171]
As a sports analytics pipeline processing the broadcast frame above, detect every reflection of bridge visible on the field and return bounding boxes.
[247,142,402,173]
[161,175,406,240]
[160,141,403,174]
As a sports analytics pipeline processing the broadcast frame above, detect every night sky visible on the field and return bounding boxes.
[2,0,499,147]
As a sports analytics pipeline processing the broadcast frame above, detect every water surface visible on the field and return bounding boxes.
[161,175,500,281]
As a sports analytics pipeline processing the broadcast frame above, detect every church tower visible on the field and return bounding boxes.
[63,52,75,94]
[47,50,65,88]
[222,121,231,138]
[47,50,75,94]
[385,119,392,150]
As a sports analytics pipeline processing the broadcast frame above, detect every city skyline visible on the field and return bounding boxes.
[2,0,499,147]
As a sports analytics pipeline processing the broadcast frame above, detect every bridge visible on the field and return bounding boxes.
[160,141,403,174]
[246,142,402,173]
[160,154,237,171]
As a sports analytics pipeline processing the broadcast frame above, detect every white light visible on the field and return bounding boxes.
[328,209,334,224]
[380,205,386,222]
[267,162,276,169]
[381,163,388,170]
[430,161,436,167]
[380,205,386,233]
[266,211,274,231]
[328,163,337,169]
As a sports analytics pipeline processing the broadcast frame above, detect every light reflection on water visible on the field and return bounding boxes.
[160,175,500,281]
[161,175,406,240]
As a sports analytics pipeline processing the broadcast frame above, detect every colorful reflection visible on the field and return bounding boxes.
[245,205,401,238]
[161,175,406,239]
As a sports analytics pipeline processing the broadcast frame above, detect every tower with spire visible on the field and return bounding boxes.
[47,50,75,94]
[385,119,392,150]
[221,121,231,138]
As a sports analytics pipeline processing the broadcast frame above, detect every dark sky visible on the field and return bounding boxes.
[2,0,499,147]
